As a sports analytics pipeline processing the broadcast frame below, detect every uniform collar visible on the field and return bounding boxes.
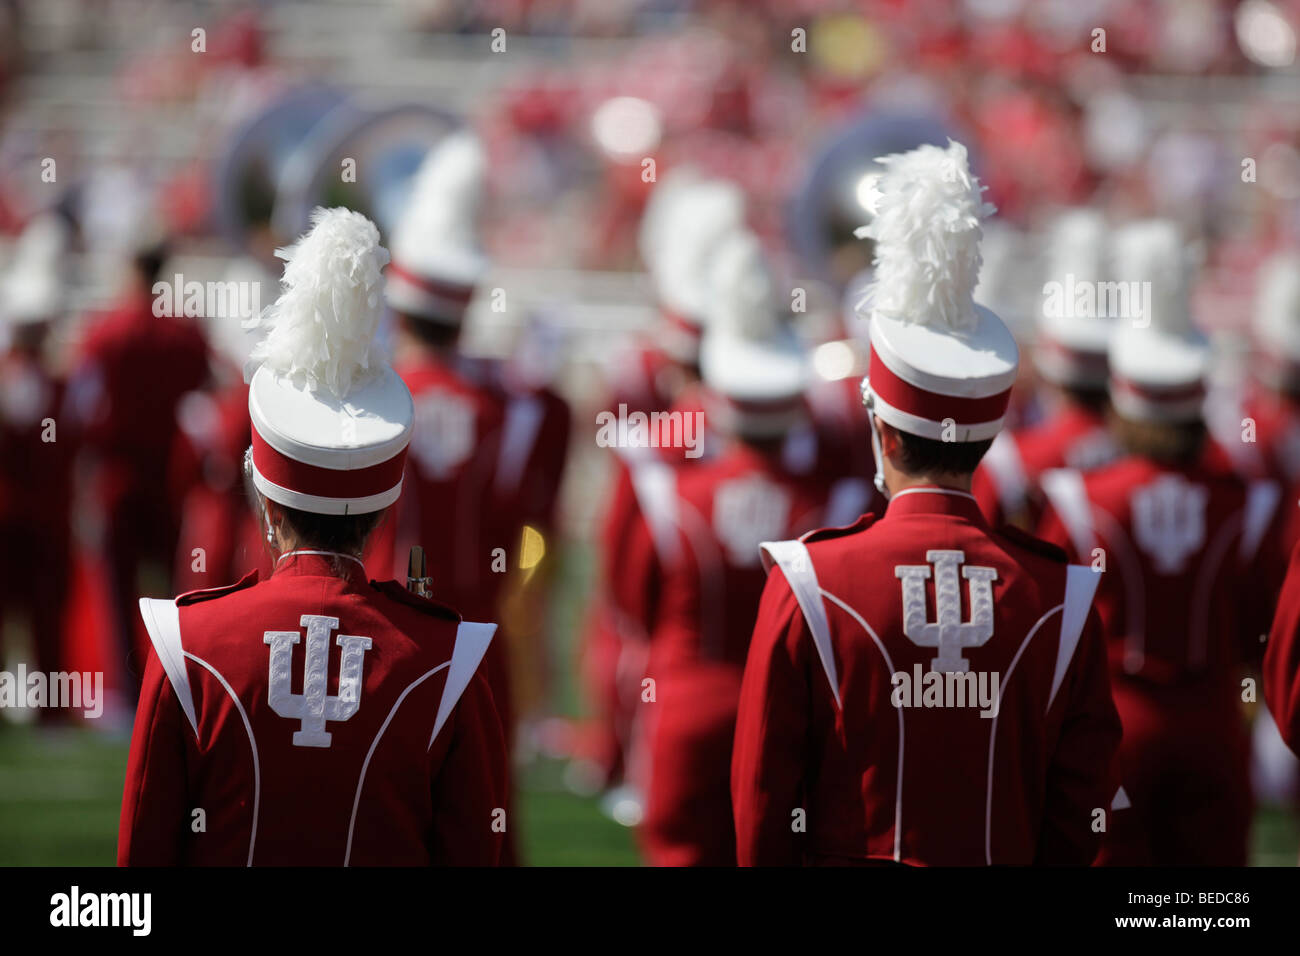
[884,485,986,524]
[272,549,369,587]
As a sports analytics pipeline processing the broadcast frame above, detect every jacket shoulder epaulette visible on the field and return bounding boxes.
[176,570,259,606]
[992,524,1069,563]
[369,580,462,622]
[801,512,879,545]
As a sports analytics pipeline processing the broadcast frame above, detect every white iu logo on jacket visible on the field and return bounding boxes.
[895,550,998,672]
[410,391,475,480]
[1131,474,1208,574]
[714,476,791,566]
[264,615,372,747]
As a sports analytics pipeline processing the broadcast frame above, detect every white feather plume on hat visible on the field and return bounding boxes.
[1253,251,1300,362]
[246,206,391,399]
[388,130,488,286]
[1,213,70,326]
[701,230,806,407]
[855,139,995,334]
[638,167,702,272]
[654,178,746,322]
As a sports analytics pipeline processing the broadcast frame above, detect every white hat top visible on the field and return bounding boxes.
[856,139,1018,442]
[700,229,807,407]
[1253,251,1300,362]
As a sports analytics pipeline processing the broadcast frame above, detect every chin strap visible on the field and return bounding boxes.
[861,376,890,500]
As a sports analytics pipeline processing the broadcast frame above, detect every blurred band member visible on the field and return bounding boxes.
[731,143,1122,866]
[619,230,862,865]
[578,174,746,800]
[71,221,209,698]
[120,209,506,866]
[1038,220,1282,866]
[974,209,1119,529]
[0,213,76,715]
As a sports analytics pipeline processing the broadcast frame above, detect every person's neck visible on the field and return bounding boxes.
[885,471,973,496]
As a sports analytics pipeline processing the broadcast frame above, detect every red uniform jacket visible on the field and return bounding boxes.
[732,487,1121,866]
[973,403,1118,528]
[120,551,507,866]
[616,438,870,865]
[1266,541,1300,754]
[1036,454,1280,698]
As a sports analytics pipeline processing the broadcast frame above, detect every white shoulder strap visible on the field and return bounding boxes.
[429,621,497,748]
[629,460,681,564]
[1047,565,1102,713]
[759,539,842,709]
[1040,468,1096,558]
[137,597,199,736]
[981,431,1028,518]
[494,395,544,498]
[1241,479,1282,563]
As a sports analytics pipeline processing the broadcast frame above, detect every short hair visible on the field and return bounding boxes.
[244,451,385,574]
[894,429,994,476]
[399,310,462,349]
[1112,414,1205,466]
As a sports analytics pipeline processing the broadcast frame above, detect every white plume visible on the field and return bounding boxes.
[638,167,701,271]
[1255,251,1300,355]
[856,139,995,334]
[655,178,746,320]
[1,213,70,324]
[389,130,486,274]
[706,229,780,341]
[1110,219,1193,337]
[246,207,391,399]
[1045,208,1107,284]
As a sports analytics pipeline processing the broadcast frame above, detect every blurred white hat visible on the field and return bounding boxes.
[385,131,489,326]
[1036,208,1114,389]
[648,176,746,361]
[1,213,71,327]
[246,207,413,515]
[1253,251,1300,388]
[1107,219,1208,423]
[700,230,807,437]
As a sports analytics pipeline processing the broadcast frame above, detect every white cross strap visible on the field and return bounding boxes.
[760,539,842,709]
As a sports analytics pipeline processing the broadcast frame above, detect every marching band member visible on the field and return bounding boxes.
[731,141,1121,866]
[119,208,506,866]
[973,209,1120,528]
[621,229,861,865]
[0,213,77,718]
[1038,220,1282,865]
[578,174,746,801]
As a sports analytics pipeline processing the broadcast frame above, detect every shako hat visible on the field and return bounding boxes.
[856,140,1019,445]
[385,131,489,326]
[700,229,808,437]
[246,206,413,515]
[1106,219,1207,424]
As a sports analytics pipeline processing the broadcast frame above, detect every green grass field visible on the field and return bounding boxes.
[0,724,1296,865]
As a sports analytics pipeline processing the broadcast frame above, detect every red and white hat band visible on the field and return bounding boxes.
[387,260,475,324]
[866,343,1011,441]
[250,426,408,514]
[1109,375,1204,423]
